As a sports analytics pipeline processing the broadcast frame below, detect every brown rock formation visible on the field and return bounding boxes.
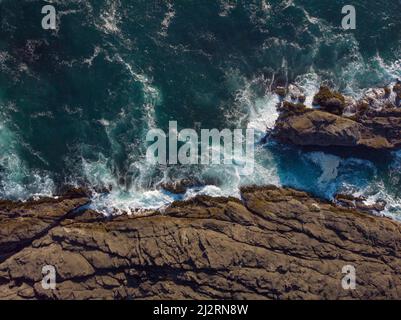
[335,193,387,213]
[272,81,401,149]
[0,186,400,300]
[313,86,346,115]
[273,101,401,150]
[0,196,89,263]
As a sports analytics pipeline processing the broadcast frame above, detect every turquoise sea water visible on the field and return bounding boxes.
[0,0,401,217]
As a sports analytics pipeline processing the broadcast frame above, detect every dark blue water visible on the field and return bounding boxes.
[0,0,400,216]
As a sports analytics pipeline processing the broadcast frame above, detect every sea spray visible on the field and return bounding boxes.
[0,0,400,218]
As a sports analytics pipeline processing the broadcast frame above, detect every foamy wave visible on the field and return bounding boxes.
[90,189,177,216]
[305,152,341,184]
[0,120,55,200]
[159,2,176,37]
[99,0,122,34]
[301,152,378,197]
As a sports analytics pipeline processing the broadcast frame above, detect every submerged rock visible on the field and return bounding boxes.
[1,185,400,300]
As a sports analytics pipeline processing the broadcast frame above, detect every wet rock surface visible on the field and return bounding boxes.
[272,83,401,150]
[334,194,387,213]
[0,186,400,300]
[312,86,346,115]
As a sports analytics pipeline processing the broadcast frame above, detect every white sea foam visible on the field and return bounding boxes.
[300,151,401,220]
[80,54,166,214]
[305,152,341,184]
[219,0,238,17]
[294,72,320,106]
[159,2,176,37]
[90,189,177,216]
[86,60,401,218]
[4,1,398,220]
[0,119,55,200]
[86,68,283,215]
[99,0,121,34]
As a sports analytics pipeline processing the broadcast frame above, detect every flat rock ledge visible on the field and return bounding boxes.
[0,186,400,300]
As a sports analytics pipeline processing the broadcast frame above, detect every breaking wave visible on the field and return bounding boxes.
[0,0,400,219]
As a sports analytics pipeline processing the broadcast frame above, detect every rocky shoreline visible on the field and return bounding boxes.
[1,186,400,300]
[1,82,401,300]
